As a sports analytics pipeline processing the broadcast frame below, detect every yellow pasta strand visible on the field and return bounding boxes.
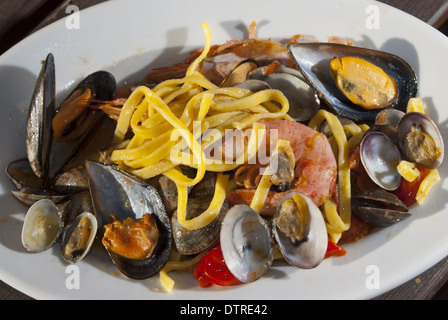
[110,22,289,234]
[309,110,351,232]
[250,139,294,214]
[174,172,229,230]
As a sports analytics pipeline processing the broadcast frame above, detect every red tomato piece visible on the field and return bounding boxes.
[325,240,347,258]
[194,244,243,288]
[393,165,431,206]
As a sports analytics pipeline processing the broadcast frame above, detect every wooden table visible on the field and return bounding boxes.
[0,0,447,300]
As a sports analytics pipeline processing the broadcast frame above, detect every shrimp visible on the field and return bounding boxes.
[227,119,338,215]
[146,39,296,86]
[146,21,296,86]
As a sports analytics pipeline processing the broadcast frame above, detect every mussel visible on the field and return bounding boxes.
[85,161,172,279]
[8,53,116,207]
[329,56,398,110]
[272,192,328,269]
[352,189,409,226]
[288,43,418,121]
[26,53,116,182]
[220,204,273,283]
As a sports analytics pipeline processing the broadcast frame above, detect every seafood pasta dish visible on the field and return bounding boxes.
[7,22,443,292]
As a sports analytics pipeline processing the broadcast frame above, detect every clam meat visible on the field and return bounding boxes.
[397,112,444,169]
[272,192,328,269]
[61,211,97,263]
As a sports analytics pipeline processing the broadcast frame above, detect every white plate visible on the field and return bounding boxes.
[0,0,447,300]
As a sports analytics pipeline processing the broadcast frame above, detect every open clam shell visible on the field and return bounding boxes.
[360,131,402,191]
[272,192,328,269]
[61,211,98,264]
[85,161,171,279]
[21,199,62,253]
[288,43,418,121]
[397,112,444,169]
[248,66,320,122]
[220,204,273,283]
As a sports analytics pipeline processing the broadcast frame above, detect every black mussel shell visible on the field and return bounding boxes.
[85,161,172,279]
[288,43,418,121]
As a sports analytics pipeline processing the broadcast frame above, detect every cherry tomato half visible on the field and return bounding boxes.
[325,240,347,258]
[194,241,347,288]
[194,244,243,288]
[393,165,431,207]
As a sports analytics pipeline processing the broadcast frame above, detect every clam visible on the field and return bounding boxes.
[172,197,229,255]
[248,66,320,122]
[397,112,444,169]
[61,211,97,263]
[360,131,402,191]
[372,108,406,143]
[234,79,271,92]
[272,192,328,269]
[288,43,418,121]
[220,59,258,87]
[21,199,62,253]
[85,161,171,279]
[220,204,273,283]
[352,189,409,226]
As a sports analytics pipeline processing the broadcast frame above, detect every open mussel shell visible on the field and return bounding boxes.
[48,70,116,179]
[21,199,62,253]
[288,43,418,121]
[220,204,273,283]
[12,189,68,206]
[85,161,171,279]
[397,112,444,169]
[352,189,410,227]
[61,211,98,264]
[360,131,402,191]
[272,192,328,269]
[26,53,55,183]
[6,159,43,190]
